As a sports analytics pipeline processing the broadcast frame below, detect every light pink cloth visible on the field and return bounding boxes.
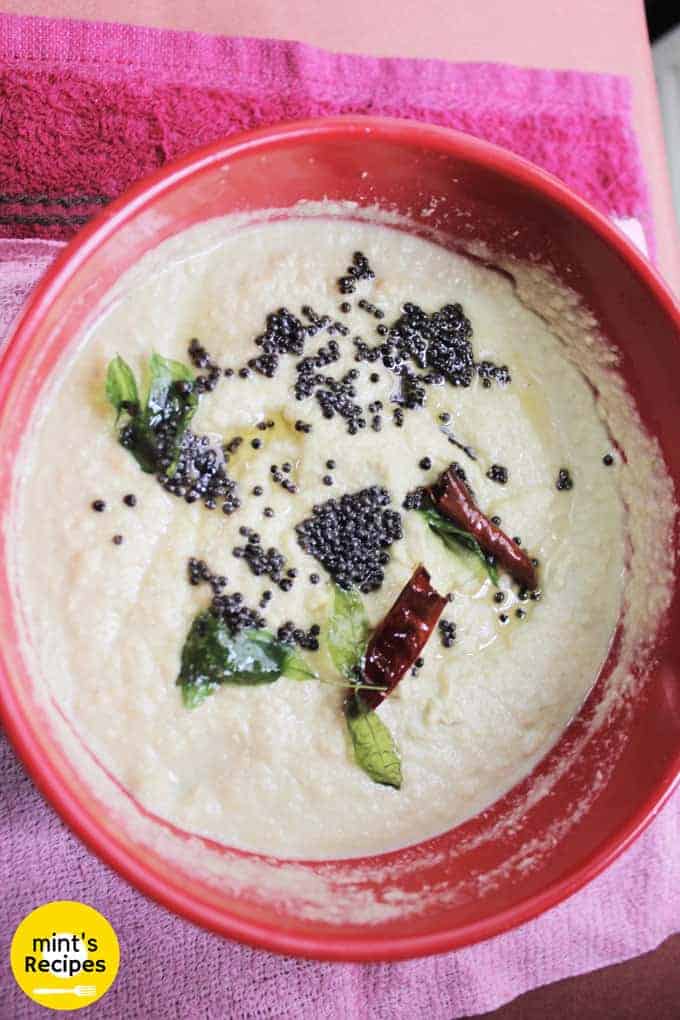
[0,12,676,1018]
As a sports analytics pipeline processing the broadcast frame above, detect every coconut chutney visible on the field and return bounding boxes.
[13,214,666,859]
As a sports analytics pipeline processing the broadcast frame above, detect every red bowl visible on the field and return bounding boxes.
[1,117,679,962]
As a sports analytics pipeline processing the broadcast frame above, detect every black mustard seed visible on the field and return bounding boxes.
[487,464,508,485]
[295,486,403,593]
[556,468,573,491]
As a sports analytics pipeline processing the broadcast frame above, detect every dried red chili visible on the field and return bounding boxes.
[358,564,447,711]
[428,466,538,590]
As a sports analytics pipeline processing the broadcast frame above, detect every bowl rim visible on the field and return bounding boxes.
[1,115,680,962]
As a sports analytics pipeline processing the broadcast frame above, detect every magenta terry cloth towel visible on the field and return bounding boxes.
[0,12,653,250]
[0,13,674,1020]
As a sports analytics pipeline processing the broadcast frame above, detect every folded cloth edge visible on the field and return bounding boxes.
[0,11,634,104]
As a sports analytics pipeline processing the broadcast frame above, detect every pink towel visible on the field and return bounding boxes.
[1,14,676,1019]
[0,13,653,250]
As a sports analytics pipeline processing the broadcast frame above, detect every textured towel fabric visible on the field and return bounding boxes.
[0,13,653,251]
[0,12,675,1019]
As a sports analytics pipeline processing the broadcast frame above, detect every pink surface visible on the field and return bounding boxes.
[3,0,677,292]
[0,13,654,252]
[1,12,679,1018]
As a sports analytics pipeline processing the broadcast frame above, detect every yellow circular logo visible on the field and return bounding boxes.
[10,901,119,1010]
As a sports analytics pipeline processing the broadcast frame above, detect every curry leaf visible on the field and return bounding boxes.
[118,419,161,474]
[326,584,371,680]
[105,355,139,420]
[145,353,198,473]
[178,610,318,707]
[181,681,214,710]
[146,353,196,427]
[345,695,402,789]
[419,507,499,585]
[282,648,319,682]
[105,353,197,476]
